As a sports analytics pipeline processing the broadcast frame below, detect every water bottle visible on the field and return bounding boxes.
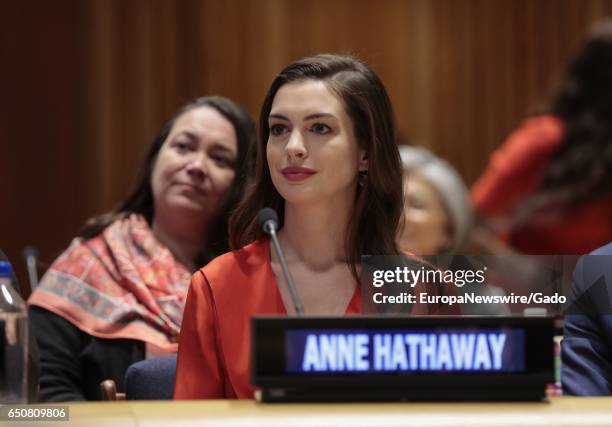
[0,261,28,403]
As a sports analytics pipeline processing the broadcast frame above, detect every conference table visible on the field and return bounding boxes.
[6,397,612,427]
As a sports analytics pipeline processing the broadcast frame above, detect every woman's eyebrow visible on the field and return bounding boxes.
[173,130,198,140]
[304,113,336,120]
[268,113,289,121]
[268,113,337,121]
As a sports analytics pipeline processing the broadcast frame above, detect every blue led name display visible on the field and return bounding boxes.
[285,329,525,373]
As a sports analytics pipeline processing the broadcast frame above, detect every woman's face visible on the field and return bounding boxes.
[266,80,367,206]
[151,106,238,224]
[398,174,451,255]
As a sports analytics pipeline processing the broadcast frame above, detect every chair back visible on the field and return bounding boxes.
[125,354,177,400]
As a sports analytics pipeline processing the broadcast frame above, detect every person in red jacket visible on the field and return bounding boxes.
[471,20,612,255]
[174,54,406,399]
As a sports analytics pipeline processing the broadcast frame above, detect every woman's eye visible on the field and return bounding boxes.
[406,195,426,210]
[174,142,191,152]
[211,154,234,169]
[270,124,288,136]
[310,123,332,135]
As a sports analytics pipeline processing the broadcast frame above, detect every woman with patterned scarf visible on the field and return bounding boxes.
[28,96,255,401]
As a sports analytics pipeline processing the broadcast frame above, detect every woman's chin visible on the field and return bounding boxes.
[277,188,320,206]
[165,199,214,218]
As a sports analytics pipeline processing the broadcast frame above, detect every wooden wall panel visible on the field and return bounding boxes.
[2,0,89,291]
[3,0,612,295]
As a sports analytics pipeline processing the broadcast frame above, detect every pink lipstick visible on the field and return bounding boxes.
[281,166,316,182]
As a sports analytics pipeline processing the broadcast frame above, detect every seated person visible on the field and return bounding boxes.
[27,96,255,401]
[471,20,612,255]
[173,54,407,399]
[397,145,472,255]
[397,146,508,315]
[562,242,612,395]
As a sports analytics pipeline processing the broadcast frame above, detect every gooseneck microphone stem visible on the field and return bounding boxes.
[259,208,304,316]
[23,246,39,290]
[267,225,304,316]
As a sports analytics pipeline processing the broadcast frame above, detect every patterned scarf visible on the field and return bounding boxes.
[28,214,191,352]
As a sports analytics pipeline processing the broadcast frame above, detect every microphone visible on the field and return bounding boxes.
[22,246,39,290]
[258,208,304,315]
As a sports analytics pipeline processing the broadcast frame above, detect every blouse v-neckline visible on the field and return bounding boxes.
[261,239,361,315]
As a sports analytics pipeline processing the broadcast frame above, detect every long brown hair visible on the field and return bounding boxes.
[229,54,402,279]
[81,96,256,266]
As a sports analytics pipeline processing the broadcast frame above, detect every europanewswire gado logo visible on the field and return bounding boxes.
[360,255,583,316]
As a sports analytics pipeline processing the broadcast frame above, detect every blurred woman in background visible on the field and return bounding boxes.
[472,20,612,255]
[397,145,473,256]
[28,96,255,401]
[397,146,508,315]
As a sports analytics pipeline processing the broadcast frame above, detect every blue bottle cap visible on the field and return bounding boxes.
[0,261,13,278]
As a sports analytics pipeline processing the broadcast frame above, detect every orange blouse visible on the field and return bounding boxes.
[173,239,360,399]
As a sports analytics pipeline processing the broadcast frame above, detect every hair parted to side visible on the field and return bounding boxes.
[229,53,403,277]
[81,96,256,266]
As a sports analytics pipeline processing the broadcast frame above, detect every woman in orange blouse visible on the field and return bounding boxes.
[174,54,405,399]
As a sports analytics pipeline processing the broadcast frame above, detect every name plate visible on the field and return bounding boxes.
[252,316,553,402]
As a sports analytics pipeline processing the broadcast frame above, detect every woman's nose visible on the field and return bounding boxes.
[285,131,307,161]
[185,153,208,178]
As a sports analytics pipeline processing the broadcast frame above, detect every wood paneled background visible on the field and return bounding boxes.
[3,0,612,295]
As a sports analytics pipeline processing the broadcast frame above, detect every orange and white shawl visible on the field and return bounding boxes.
[28,214,191,352]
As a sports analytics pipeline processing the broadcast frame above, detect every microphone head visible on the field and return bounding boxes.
[22,246,39,260]
[258,207,279,235]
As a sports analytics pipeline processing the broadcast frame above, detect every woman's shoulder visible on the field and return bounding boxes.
[520,114,563,132]
[38,214,150,279]
[471,114,564,213]
[194,239,270,285]
[508,115,564,154]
